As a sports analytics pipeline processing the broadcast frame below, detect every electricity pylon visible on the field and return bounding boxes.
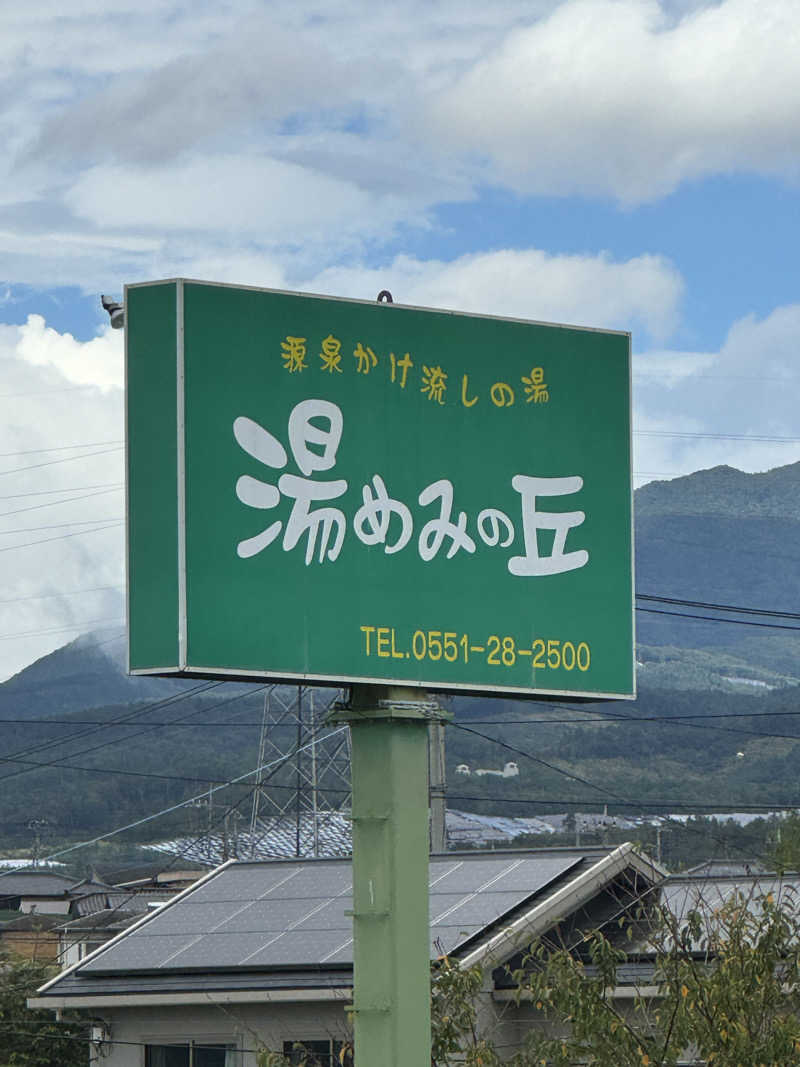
[247,685,352,858]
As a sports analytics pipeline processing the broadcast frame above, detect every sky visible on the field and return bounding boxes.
[1,0,799,681]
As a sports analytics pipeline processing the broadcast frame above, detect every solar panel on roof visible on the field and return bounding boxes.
[81,853,584,974]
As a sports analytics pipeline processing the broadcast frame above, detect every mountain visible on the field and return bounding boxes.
[0,634,194,720]
[634,460,800,683]
[635,460,800,521]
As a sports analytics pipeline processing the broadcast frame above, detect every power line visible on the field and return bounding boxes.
[0,487,122,520]
[0,439,123,458]
[633,429,800,444]
[0,687,229,782]
[637,592,800,620]
[0,618,124,641]
[43,726,350,861]
[636,605,800,631]
[450,722,800,811]
[452,722,627,804]
[0,583,123,606]
[8,705,800,730]
[0,517,123,536]
[448,725,798,862]
[465,708,800,726]
[0,521,122,554]
[445,793,798,813]
[0,753,245,786]
[0,445,123,477]
[0,482,122,499]
[0,682,279,792]
[0,680,221,774]
[38,712,347,944]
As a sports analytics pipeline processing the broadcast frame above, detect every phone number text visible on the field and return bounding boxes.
[359,626,590,671]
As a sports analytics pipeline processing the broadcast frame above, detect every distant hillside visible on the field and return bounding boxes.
[0,634,194,720]
[634,460,800,679]
[635,461,800,520]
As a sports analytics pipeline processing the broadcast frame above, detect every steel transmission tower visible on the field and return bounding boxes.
[246,685,352,858]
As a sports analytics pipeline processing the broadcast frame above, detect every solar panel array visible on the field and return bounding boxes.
[81,853,583,974]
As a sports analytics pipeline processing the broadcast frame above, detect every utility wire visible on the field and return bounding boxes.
[0,681,220,772]
[636,605,800,631]
[636,592,800,620]
[0,445,123,477]
[445,793,799,813]
[449,725,798,863]
[0,487,122,519]
[0,685,270,787]
[0,684,242,784]
[633,429,800,443]
[0,517,123,535]
[0,618,124,642]
[44,700,345,945]
[0,521,122,554]
[453,722,629,805]
[4,709,800,727]
[463,708,800,726]
[43,726,349,861]
[0,439,123,458]
[0,482,122,499]
[0,583,123,606]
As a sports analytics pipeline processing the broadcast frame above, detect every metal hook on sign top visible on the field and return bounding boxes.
[376,290,393,303]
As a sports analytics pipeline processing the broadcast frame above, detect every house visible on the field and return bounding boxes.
[58,892,175,970]
[0,868,136,918]
[30,844,663,1065]
[0,869,86,914]
[0,867,187,970]
[108,867,207,892]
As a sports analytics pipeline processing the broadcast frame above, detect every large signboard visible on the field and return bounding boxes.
[126,280,634,698]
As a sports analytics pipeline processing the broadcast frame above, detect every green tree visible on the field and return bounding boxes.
[430,884,800,1066]
[768,813,800,874]
[0,951,88,1066]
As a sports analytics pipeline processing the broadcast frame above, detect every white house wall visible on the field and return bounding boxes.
[96,1000,354,1066]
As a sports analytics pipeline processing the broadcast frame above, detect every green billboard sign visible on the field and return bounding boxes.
[126,280,634,698]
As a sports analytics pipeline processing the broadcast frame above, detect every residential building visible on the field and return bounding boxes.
[31,845,661,1065]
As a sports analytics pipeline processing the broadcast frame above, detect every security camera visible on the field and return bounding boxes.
[101,295,125,329]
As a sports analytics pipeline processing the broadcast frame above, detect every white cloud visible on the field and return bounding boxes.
[306,247,684,342]
[2,315,123,389]
[28,20,356,166]
[633,302,800,479]
[65,154,419,250]
[0,0,797,299]
[0,321,125,680]
[1,0,797,300]
[426,0,800,202]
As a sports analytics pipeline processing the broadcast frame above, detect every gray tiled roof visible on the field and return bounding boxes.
[0,871,77,897]
[82,852,586,974]
[38,847,619,999]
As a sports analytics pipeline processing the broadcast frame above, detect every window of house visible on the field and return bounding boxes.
[282,1039,353,1066]
[144,1042,238,1067]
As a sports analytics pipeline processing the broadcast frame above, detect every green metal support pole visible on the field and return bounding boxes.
[330,685,445,1067]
